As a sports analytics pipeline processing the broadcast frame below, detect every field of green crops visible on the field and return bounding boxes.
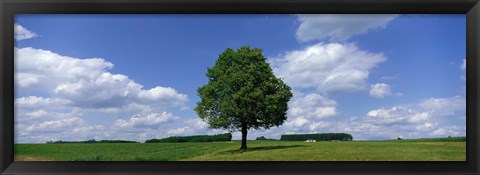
[14,137,466,161]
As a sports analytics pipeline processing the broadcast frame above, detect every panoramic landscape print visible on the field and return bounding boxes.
[14,14,466,161]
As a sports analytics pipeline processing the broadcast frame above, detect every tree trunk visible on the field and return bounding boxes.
[240,125,248,150]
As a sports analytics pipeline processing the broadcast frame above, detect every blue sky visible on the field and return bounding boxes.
[14,14,466,143]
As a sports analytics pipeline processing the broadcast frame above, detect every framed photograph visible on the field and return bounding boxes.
[1,0,479,174]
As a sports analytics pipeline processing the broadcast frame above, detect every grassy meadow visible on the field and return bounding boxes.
[15,138,466,161]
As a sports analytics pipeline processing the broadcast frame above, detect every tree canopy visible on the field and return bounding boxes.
[195,46,292,150]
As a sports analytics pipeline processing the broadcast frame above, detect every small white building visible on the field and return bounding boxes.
[305,139,316,142]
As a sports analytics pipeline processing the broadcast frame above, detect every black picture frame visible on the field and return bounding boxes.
[1,0,479,174]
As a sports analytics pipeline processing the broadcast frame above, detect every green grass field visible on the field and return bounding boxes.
[15,138,466,161]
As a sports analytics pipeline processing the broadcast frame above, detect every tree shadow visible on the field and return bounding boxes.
[222,145,306,154]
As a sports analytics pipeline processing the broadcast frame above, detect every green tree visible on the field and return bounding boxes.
[195,46,292,150]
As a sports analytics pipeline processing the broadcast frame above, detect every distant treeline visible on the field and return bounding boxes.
[145,133,232,143]
[395,136,465,142]
[46,139,138,144]
[256,136,276,141]
[280,133,353,141]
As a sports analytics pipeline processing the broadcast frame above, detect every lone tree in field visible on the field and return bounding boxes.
[195,46,292,150]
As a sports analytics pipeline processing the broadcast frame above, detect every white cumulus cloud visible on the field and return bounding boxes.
[14,24,38,41]
[369,83,392,98]
[15,47,188,109]
[167,127,194,135]
[420,96,465,117]
[249,94,465,141]
[295,14,398,42]
[14,47,191,143]
[25,117,85,133]
[270,42,386,95]
[289,91,337,119]
[357,95,465,139]
[366,106,430,125]
[113,112,178,129]
[15,96,72,109]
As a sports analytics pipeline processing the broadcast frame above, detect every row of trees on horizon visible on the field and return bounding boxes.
[45,133,357,144]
